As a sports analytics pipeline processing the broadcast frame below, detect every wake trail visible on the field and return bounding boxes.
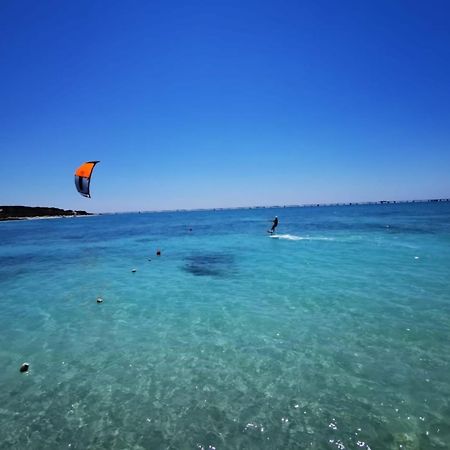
[269,234,335,241]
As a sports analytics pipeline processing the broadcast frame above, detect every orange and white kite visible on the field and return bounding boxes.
[74,161,100,198]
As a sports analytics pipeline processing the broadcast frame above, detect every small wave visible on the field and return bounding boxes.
[269,234,334,241]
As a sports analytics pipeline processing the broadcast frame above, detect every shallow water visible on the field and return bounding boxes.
[1,203,450,449]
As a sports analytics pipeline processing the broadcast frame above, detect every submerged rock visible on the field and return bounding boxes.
[183,252,235,277]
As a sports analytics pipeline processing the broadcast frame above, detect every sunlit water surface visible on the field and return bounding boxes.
[1,203,450,449]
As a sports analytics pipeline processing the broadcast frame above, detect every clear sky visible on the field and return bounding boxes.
[1,0,449,212]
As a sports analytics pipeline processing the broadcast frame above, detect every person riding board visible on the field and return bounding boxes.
[270,216,279,234]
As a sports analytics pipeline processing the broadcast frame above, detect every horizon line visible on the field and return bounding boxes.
[99,197,450,215]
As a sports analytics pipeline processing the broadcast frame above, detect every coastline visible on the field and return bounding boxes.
[1,198,448,220]
[0,214,98,222]
[0,205,93,222]
[118,197,450,215]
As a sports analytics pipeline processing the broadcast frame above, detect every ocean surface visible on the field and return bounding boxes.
[1,202,450,450]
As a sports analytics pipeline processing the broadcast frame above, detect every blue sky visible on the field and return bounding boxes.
[1,0,449,212]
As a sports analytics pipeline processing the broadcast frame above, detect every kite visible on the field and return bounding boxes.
[74,161,100,198]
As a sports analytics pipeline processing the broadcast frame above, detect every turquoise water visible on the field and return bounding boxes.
[1,203,450,449]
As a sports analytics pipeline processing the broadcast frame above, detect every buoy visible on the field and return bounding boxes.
[132,268,137,273]
[97,297,103,303]
[20,363,29,373]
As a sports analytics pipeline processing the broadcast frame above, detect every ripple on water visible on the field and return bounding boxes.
[1,204,450,449]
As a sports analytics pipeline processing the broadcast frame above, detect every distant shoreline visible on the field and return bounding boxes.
[132,198,450,214]
[1,198,448,220]
[0,206,93,222]
[0,214,98,222]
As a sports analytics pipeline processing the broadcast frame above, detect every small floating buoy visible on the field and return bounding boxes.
[96,297,103,303]
[156,250,161,256]
[20,363,29,373]
[132,268,137,273]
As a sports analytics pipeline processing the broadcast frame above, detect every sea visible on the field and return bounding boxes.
[1,202,449,450]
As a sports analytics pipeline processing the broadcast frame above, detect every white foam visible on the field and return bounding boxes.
[269,234,334,241]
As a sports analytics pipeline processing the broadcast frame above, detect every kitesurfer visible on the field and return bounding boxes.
[270,216,279,233]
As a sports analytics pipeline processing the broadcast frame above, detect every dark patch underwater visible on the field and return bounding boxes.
[182,253,236,277]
